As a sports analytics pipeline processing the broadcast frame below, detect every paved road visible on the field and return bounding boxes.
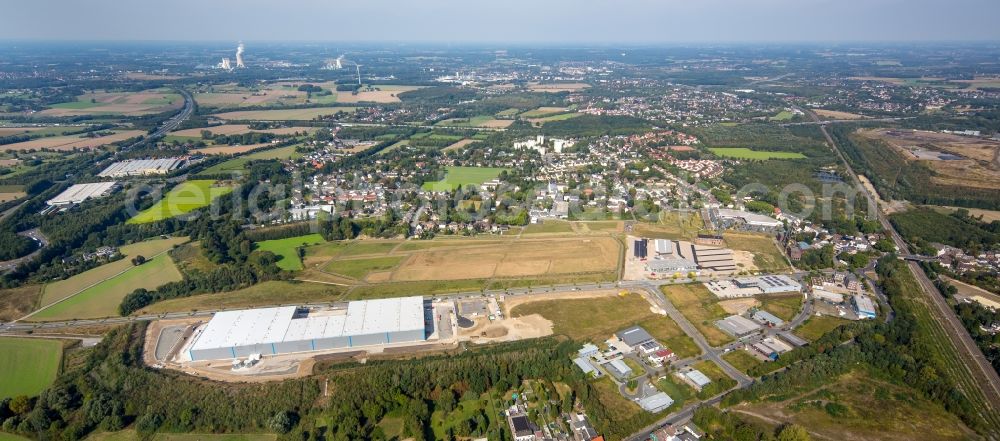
[804,107,1000,417]
[120,88,193,150]
[0,228,48,273]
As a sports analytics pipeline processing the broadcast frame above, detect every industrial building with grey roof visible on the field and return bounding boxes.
[187,296,427,361]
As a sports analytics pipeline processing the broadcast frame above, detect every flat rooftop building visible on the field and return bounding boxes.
[616,326,655,348]
[46,182,119,206]
[639,392,674,413]
[751,310,785,327]
[98,158,183,177]
[187,296,427,361]
[683,369,712,390]
[715,315,762,337]
[853,295,877,319]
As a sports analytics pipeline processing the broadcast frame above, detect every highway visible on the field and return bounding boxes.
[121,87,194,150]
[804,107,1000,417]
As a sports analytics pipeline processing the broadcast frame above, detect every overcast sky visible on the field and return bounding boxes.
[2,0,998,43]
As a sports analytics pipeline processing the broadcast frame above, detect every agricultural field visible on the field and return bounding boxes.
[510,293,699,357]
[135,281,345,315]
[519,107,571,118]
[300,236,620,299]
[128,180,234,224]
[526,82,590,93]
[324,256,405,280]
[191,143,273,155]
[735,371,979,441]
[1,130,145,152]
[0,184,25,202]
[211,107,355,121]
[170,125,316,137]
[422,166,506,191]
[633,211,704,239]
[813,109,867,120]
[0,285,43,321]
[200,145,303,174]
[41,89,182,116]
[769,110,796,121]
[0,126,87,138]
[521,220,575,235]
[31,238,187,321]
[387,237,617,282]
[436,115,514,129]
[661,284,733,346]
[723,233,790,272]
[441,138,475,153]
[254,234,326,271]
[323,84,424,104]
[709,147,807,160]
[526,112,582,125]
[0,337,63,399]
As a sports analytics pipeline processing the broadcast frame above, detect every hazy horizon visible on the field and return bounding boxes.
[2,0,999,43]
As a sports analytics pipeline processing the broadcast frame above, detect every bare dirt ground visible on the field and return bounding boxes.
[459,314,554,344]
[499,289,624,315]
[719,298,760,315]
[389,237,618,282]
[442,139,475,153]
[732,250,760,272]
[0,192,25,202]
[480,119,515,128]
[857,128,1000,190]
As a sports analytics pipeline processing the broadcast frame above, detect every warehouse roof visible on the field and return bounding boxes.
[616,326,655,347]
[715,315,761,336]
[639,392,674,412]
[46,182,118,206]
[190,296,425,352]
[684,370,712,387]
[751,310,785,326]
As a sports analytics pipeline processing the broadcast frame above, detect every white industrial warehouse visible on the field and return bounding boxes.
[98,158,184,177]
[46,182,119,206]
[186,296,428,361]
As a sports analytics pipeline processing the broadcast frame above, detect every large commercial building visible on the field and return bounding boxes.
[98,158,184,177]
[644,238,736,274]
[46,182,119,206]
[715,315,762,337]
[187,296,427,361]
[705,275,802,298]
[714,208,782,229]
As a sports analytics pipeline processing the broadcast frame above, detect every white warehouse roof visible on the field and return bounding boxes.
[46,182,118,206]
[189,296,425,353]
